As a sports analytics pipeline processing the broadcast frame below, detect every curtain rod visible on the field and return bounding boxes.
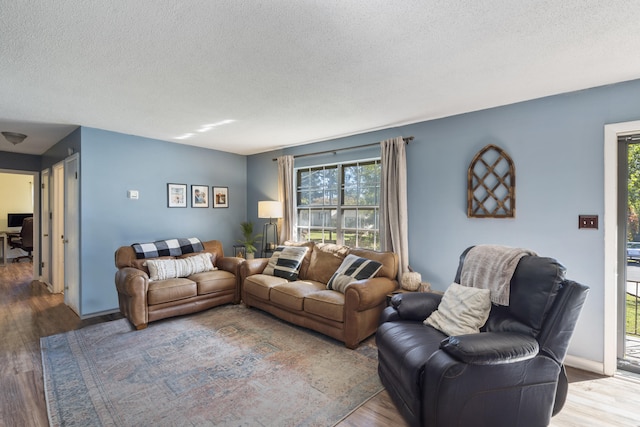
[272,136,414,161]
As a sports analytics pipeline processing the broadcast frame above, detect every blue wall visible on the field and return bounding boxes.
[0,151,42,171]
[41,127,81,169]
[79,127,247,315]
[247,78,640,364]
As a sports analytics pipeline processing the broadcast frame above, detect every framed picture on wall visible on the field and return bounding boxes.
[167,183,187,208]
[213,186,229,208]
[191,185,210,208]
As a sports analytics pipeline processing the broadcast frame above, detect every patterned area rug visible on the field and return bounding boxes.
[41,304,382,426]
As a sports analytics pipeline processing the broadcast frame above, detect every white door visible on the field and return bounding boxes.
[40,168,51,288]
[64,154,80,315]
[51,162,65,294]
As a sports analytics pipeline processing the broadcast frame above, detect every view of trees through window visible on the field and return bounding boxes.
[629,143,640,241]
[296,159,381,250]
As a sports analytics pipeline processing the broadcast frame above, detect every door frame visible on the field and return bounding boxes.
[51,161,65,294]
[63,153,80,315]
[40,168,51,288]
[604,120,640,375]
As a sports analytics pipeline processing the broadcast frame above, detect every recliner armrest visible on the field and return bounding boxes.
[440,332,539,365]
[389,292,442,321]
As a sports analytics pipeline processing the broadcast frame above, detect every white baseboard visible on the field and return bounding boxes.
[38,278,55,293]
[564,354,608,376]
[80,308,120,320]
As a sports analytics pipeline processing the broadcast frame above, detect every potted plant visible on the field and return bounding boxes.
[238,221,262,259]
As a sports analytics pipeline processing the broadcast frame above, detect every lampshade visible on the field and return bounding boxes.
[258,201,283,219]
[2,132,27,145]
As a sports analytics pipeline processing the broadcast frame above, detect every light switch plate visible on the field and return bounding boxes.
[127,190,139,200]
[578,215,598,229]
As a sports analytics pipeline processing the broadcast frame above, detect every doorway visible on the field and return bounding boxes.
[41,168,51,288]
[0,169,40,277]
[51,161,64,294]
[50,155,80,315]
[604,120,640,376]
[63,154,80,315]
[619,135,640,373]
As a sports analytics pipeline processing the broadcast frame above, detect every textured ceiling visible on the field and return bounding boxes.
[2,1,640,156]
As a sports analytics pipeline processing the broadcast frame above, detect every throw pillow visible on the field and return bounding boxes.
[145,253,215,281]
[263,246,309,281]
[424,282,491,336]
[326,254,383,293]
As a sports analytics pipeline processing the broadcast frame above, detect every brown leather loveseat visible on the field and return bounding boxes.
[240,241,399,348]
[115,239,243,329]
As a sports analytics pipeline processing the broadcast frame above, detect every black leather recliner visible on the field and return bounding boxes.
[376,247,589,427]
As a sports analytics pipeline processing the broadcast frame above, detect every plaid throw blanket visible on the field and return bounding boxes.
[132,237,204,259]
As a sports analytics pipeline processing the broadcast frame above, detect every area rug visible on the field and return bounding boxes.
[41,304,382,426]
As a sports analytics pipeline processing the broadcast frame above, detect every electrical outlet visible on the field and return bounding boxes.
[127,190,139,200]
[578,215,598,229]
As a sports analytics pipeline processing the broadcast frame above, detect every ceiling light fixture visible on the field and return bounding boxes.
[2,131,27,145]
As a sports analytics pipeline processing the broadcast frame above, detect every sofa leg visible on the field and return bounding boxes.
[345,341,358,350]
[135,323,148,330]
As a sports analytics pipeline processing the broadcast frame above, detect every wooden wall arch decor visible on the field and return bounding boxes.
[467,144,515,218]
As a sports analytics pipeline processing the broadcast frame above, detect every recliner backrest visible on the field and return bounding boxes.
[455,246,565,337]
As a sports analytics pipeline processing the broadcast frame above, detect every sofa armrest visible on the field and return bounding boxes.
[114,267,150,329]
[217,256,244,275]
[344,277,398,311]
[115,267,149,297]
[440,332,539,365]
[388,292,442,321]
[239,257,270,282]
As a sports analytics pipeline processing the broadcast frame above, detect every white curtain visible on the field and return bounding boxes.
[277,155,295,243]
[380,136,409,282]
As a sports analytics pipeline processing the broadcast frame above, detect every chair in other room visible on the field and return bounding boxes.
[376,245,589,427]
[10,217,34,262]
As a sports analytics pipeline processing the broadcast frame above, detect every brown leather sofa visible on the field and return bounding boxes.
[115,240,243,329]
[240,241,399,348]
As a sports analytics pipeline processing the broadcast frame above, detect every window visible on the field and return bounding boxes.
[296,159,381,250]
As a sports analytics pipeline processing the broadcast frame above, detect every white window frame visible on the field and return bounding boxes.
[295,158,381,250]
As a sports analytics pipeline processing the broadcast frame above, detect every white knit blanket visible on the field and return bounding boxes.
[459,244,536,306]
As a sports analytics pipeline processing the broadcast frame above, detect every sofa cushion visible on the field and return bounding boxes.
[349,247,398,280]
[145,253,215,281]
[190,269,236,295]
[270,281,326,311]
[147,277,197,305]
[424,282,491,336]
[304,290,345,322]
[306,243,349,284]
[180,250,217,265]
[129,256,173,276]
[282,240,315,278]
[263,246,309,280]
[244,274,289,300]
[326,254,383,293]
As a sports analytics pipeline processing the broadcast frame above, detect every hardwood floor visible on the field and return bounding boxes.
[0,262,121,427]
[1,262,639,427]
